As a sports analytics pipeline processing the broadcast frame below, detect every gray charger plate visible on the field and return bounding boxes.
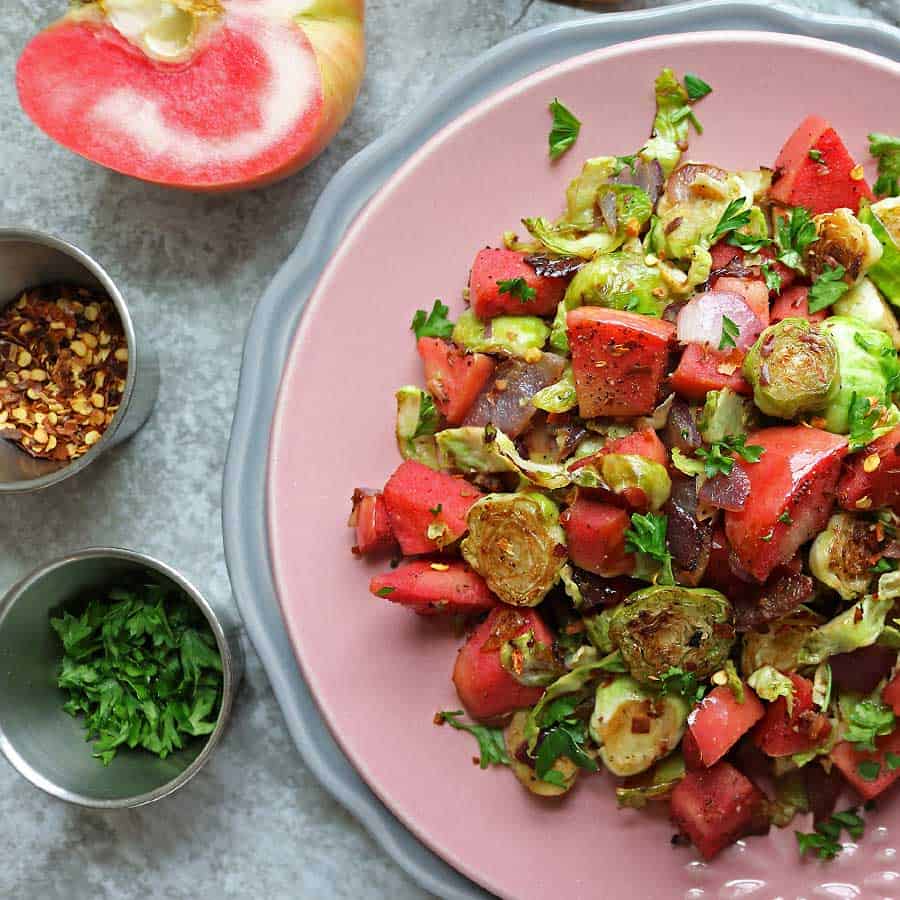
[223,3,900,897]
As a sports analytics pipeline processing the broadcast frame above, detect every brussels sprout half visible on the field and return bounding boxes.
[608,585,735,684]
[740,608,824,675]
[809,512,880,600]
[743,318,840,419]
[395,385,440,468]
[698,387,757,444]
[820,316,899,434]
[590,675,687,777]
[452,310,549,359]
[833,278,900,349]
[563,252,667,318]
[807,208,883,285]
[462,492,567,607]
[435,427,514,474]
[859,198,900,304]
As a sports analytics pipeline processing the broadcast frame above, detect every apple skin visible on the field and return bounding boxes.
[15,0,366,191]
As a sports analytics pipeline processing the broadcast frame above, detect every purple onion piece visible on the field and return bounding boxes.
[699,467,751,512]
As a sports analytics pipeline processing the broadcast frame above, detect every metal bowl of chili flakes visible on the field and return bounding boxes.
[0,229,158,491]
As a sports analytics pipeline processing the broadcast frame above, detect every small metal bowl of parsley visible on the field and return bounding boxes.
[0,547,243,808]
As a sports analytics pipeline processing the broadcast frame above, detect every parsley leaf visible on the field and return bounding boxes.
[497,277,537,303]
[797,807,866,860]
[858,760,881,782]
[887,752,900,771]
[848,393,883,452]
[808,264,850,313]
[683,73,712,100]
[411,299,454,339]
[695,434,765,478]
[437,710,510,769]
[844,699,895,752]
[413,392,439,439]
[625,512,674,585]
[375,586,395,597]
[869,132,900,197]
[51,584,223,766]
[871,558,897,575]
[775,207,818,273]
[761,261,783,294]
[548,98,581,161]
[659,666,706,704]
[535,721,598,780]
[727,231,773,253]
[809,149,824,163]
[709,198,752,244]
[718,315,740,351]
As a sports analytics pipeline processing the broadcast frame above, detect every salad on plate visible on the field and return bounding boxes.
[348,69,900,862]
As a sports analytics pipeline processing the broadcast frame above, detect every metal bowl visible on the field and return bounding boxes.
[0,229,159,492]
[0,548,244,808]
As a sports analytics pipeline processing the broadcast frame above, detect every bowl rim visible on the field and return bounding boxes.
[0,546,239,808]
[223,6,900,899]
[0,228,141,494]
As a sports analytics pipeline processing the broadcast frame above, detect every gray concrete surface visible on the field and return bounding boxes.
[0,0,894,897]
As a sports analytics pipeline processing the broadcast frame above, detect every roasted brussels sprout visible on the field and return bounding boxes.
[499,631,564,687]
[395,385,439,468]
[615,753,686,809]
[833,278,900,349]
[565,156,618,230]
[452,310,549,359]
[820,316,900,434]
[600,453,672,512]
[747,666,795,715]
[698,387,757,444]
[859,197,900,304]
[740,608,824,675]
[742,318,840,419]
[608,585,735,683]
[808,208,883,285]
[434,427,514,474]
[531,366,578,414]
[563,252,667,317]
[590,675,687,777]
[462,492,567,606]
[797,572,900,666]
[504,710,578,797]
[809,512,881,600]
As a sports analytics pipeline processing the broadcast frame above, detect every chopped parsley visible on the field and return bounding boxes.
[887,752,900,771]
[375,586,395,597]
[727,231,773,253]
[808,264,850,313]
[683,73,712,101]
[411,299,454,339]
[548,98,581,161]
[844,699,895,752]
[436,710,509,769]
[695,434,765,478]
[808,149,825,163]
[796,807,865,860]
[533,694,597,785]
[497,276,537,303]
[857,760,881,782]
[709,198,752,244]
[761,261,783,294]
[625,512,674,585]
[412,392,439,439]
[428,503,443,516]
[718,315,740,351]
[760,530,775,542]
[848,392,883,451]
[51,584,224,766]
[778,511,794,525]
[869,132,900,197]
[659,666,706,704]
[775,206,818,273]
[871,558,897,575]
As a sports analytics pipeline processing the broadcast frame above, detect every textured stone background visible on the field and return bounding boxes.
[0,1,895,897]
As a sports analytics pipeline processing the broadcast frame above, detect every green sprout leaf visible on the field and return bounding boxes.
[548,98,581,161]
[411,299,455,339]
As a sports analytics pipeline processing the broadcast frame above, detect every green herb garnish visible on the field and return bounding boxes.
[727,231,773,253]
[844,699,895,752]
[761,261,783,294]
[695,434,765,478]
[796,807,866,860]
[709,198,752,244]
[858,760,881,782]
[808,264,850,313]
[375,586,395,597]
[809,149,824,163]
[411,299,454,339]
[778,511,794,525]
[548,98,581,161]
[775,206,818,273]
[51,584,223,766]
[887,752,900,771]
[718,315,740,351]
[871,558,897,575]
[436,710,509,769]
[683,73,712,100]
[869,132,900,197]
[848,392,883,451]
[659,666,706,704]
[497,277,537,303]
[625,512,674,585]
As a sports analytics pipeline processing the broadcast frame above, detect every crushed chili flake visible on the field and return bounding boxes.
[0,285,127,461]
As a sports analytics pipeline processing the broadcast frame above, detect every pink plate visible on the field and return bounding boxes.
[269,31,900,900]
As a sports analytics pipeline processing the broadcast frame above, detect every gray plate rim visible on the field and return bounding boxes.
[222,3,900,898]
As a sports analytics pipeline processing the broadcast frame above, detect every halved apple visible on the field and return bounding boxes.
[16,0,365,190]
